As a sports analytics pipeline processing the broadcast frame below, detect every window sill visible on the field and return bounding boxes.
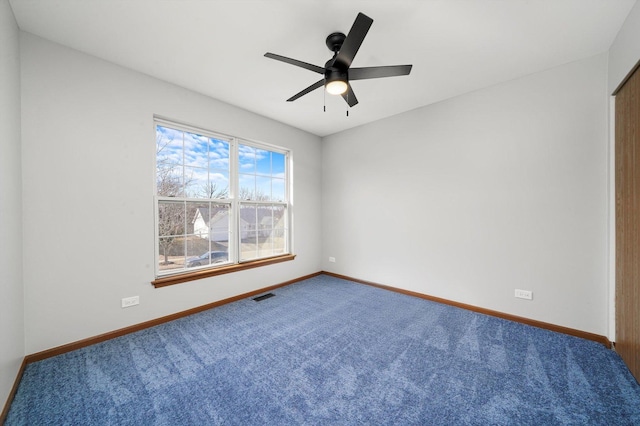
[151,254,296,288]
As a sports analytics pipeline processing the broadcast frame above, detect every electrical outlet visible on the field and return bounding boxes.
[514,289,533,300]
[329,257,336,263]
[121,296,139,308]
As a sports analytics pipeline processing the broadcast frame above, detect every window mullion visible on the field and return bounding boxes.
[286,151,292,255]
[183,201,188,267]
[230,138,239,265]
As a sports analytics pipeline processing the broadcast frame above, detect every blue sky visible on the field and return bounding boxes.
[157,125,286,201]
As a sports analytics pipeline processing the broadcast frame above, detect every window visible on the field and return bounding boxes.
[154,119,292,285]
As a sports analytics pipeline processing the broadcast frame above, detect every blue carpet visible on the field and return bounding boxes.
[6,275,640,425]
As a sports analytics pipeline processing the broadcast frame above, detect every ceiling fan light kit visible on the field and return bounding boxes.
[326,79,348,95]
[325,70,348,95]
[265,12,412,108]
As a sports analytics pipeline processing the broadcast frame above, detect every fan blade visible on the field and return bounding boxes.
[341,84,359,107]
[349,65,413,80]
[264,53,325,74]
[287,79,325,102]
[334,13,373,70]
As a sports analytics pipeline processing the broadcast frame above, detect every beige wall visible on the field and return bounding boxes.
[0,0,24,407]
[322,54,609,335]
[20,33,323,354]
[608,0,640,94]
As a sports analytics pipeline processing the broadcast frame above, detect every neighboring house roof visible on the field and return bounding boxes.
[194,205,282,226]
[192,207,219,226]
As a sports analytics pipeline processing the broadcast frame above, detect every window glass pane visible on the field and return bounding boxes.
[206,171,229,199]
[263,205,286,257]
[240,204,258,237]
[238,144,256,173]
[157,166,184,197]
[158,200,186,237]
[239,173,256,200]
[156,125,183,168]
[185,231,209,267]
[239,204,286,261]
[256,176,272,200]
[183,131,209,168]
[209,138,229,169]
[272,152,285,175]
[274,207,286,237]
[185,204,229,268]
[158,200,187,272]
[158,237,186,272]
[241,231,259,261]
[157,127,186,197]
[208,204,231,243]
[255,148,271,176]
[272,178,285,202]
[240,204,258,261]
[262,230,286,256]
[183,166,208,198]
[209,138,230,199]
[186,249,229,268]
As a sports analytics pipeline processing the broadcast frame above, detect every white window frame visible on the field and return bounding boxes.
[153,117,292,282]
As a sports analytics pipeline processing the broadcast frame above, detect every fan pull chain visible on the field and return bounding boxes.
[345,91,348,116]
[346,92,350,116]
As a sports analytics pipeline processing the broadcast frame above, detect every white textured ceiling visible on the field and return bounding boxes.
[8,0,637,137]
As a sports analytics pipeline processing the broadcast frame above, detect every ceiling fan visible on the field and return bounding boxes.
[264,12,412,107]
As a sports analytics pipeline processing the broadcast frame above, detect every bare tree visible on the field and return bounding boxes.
[158,202,186,264]
[156,133,184,197]
[156,133,191,264]
[239,187,270,201]
[200,182,228,199]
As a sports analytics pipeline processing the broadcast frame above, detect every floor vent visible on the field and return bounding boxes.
[253,293,275,302]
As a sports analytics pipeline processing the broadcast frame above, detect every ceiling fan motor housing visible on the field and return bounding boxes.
[325,67,347,83]
[326,32,346,53]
